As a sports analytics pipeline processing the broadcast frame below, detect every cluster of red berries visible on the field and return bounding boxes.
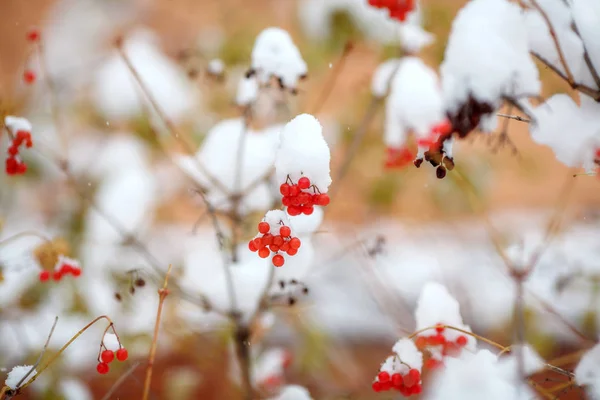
[39,260,82,282]
[248,222,301,267]
[372,368,422,396]
[6,130,33,175]
[415,324,469,363]
[384,146,414,169]
[97,348,129,374]
[367,0,415,22]
[280,177,330,216]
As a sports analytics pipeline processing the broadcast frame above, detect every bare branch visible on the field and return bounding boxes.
[101,362,141,400]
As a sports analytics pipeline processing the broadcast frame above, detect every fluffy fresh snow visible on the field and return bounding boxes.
[5,365,36,389]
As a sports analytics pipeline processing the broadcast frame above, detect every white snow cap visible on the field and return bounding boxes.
[262,210,293,236]
[415,282,476,351]
[391,338,424,373]
[275,114,332,192]
[270,385,313,400]
[251,27,307,90]
[384,57,446,148]
[371,59,400,98]
[570,0,600,89]
[575,342,600,398]
[177,119,282,215]
[398,21,435,54]
[4,116,32,134]
[530,94,600,170]
[287,206,324,236]
[441,0,540,114]
[5,365,36,389]
[236,75,260,106]
[497,344,545,381]
[102,332,121,351]
[426,349,538,400]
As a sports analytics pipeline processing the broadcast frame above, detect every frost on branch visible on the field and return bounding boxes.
[275,114,332,216]
[249,27,307,91]
[248,210,303,267]
[176,119,282,214]
[372,338,423,396]
[575,341,600,399]
[5,365,36,390]
[529,94,600,171]
[441,0,540,137]
[414,282,476,364]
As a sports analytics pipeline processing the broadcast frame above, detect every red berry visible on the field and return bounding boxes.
[298,177,311,189]
[404,369,420,388]
[280,183,290,196]
[377,371,390,383]
[391,373,403,388]
[316,194,330,206]
[269,245,280,252]
[273,235,284,246]
[101,350,115,363]
[280,226,291,237]
[372,381,382,392]
[595,148,600,159]
[287,205,301,216]
[258,247,270,258]
[60,263,73,275]
[286,247,298,256]
[280,242,290,252]
[253,238,263,249]
[289,237,301,250]
[116,348,128,361]
[262,234,274,246]
[249,240,258,252]
[52,270,62,281]
[411,384,422,395]
[415,336,427,349]
[71,268,82,277]
[26,28,40,42]
[39,270,50,282]
[301,206,314,215]
[289,185,300,197]
[456,335,468,347]
[272,254,285,267]
[425,358,443,369]
[8,145,18,156]
[380,380,392,391]
[258,222,270,234]
[297,192,310,205]
[96,362,109,374]
[23,70,36,84]
[435,323,445,333]
[282,196,291,206]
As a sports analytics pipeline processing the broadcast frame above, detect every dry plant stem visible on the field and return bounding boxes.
[309,41,354,115]
[115,42,228,194]
[15,316,59,389]
[497,113,531,123]
[19,316,113,390]
[513,278,527,386]
[0,231,52,248]
[233,323,254,400]
[330,98,380,199]
[101,361,141,400]
[142,264,173,400]
[570,21,600,88]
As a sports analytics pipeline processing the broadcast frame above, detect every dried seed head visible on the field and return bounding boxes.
[114,292,122,301]
[134,278,146,287]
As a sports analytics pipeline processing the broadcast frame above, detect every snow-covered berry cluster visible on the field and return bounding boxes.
[249,210,301,267]
[415,324,469,369]
[372,339,423,396]
[4,116,33,176]
[97,332,128,374]
[39,255,82,282]
[367,0,415,22]
[280,177,330,216]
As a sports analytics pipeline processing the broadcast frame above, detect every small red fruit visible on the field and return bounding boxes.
[456,335,468,347]
[52,270,62,281]
[289,185,300,197]
[279,226,291,237]
[286,247,298,256]
[287,205,301,216]
[252,238,263,249]
[289,237,301,250]
[316,194,330,206]
[272,254,285,267]
[258,222,270,234]
[273,235,284,246]
[391,373,403,388]
[26,28,40,42]
[298,177,311,189]
[23,70,36,84]
[404,369,420,388]
[116,348,128,361]
[60,264,73,275]
[249,240,258,252]
[96,362,109,374]
[377,371,390,383]
[415,336,427,349]
[262,234,274,246]
[258,247,270,258]
[39,270,50,281]
[280,183,290,196]
[71,268,82,277]
[372,381,382,392]
[302,206,314,215]
[101,350,115,363]
[269,245,280,252]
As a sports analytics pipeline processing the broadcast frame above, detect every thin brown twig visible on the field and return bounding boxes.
[308,41,354,115]
[142,264,173,400]
[15,316,59,389]
[101,361,141,400]
[497,113,530,123]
